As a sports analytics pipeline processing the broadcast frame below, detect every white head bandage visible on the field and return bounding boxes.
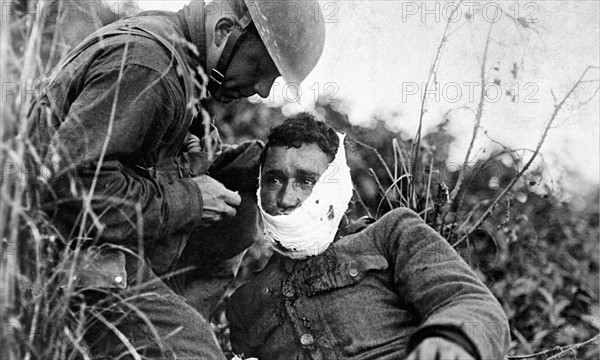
[257,132,353,259]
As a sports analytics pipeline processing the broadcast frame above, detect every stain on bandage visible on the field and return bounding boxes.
[327,205,335,220]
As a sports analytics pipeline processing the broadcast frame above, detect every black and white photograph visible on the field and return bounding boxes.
[1,0,598,359]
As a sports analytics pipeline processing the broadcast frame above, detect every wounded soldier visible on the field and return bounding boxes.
[226,114,510,360]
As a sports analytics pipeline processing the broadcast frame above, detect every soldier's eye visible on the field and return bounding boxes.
[264,176,283,190]
[298,178,316,191]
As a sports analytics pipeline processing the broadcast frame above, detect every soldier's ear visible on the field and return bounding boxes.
[213,17,236,47]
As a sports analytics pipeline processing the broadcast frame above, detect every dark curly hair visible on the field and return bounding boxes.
[260,113,339,165]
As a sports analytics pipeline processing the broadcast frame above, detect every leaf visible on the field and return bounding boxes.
[509,278,538,298]
[582,305,600,330]
[553,299,571,316]
[532,329,550,343]
[537,287,554,306]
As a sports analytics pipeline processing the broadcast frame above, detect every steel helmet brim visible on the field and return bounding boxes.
[244,0,326,101]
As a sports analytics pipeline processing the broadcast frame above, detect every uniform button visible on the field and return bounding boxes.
[349,268,359,277]
[300,333,314,345]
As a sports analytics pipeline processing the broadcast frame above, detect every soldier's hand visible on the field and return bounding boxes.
[405,337,475,360]
[191,175,241,225]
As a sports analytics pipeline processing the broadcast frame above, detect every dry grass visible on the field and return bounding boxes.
[2,1,599,359]
[0,2,175,358]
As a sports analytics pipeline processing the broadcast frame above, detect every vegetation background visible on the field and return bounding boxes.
[1,1,598,359]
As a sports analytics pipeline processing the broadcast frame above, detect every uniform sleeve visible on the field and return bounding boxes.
[370,208,510,359]
[44,60,203,245]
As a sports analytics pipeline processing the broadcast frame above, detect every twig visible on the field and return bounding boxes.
[369,168,393,217]
[576,84,600,108]
[508,346,563,360]
[478,127,557,190]
[546,333,600,360]
[350,138,398,193]
[352,184,373,218]
[455,66,599,247]
[411,0,464,201]
[508,333,600,360]
[424,157,434,223]
[441,23,495,238]
[447,22,494,210]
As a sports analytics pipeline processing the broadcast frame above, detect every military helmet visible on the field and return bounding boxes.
[208,0,326,101]
[245,0,326,91]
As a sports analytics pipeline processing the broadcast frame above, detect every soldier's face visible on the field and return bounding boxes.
[212,31,280,103]
[259,144,330,216]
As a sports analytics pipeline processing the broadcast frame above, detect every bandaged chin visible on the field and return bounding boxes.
[257,132,354,259]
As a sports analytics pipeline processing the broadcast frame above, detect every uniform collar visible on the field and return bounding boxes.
[278,214,369,273]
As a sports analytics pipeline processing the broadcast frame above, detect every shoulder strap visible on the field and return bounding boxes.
[44,21,197,129]
[126,24,196,127]
[183,0,206,70]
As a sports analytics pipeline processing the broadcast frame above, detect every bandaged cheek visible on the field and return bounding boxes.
[257,132,353,259]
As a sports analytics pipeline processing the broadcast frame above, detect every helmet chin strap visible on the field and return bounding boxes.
[207,11,253,97]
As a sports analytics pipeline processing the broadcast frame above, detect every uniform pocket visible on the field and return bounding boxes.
[299,254,389,296]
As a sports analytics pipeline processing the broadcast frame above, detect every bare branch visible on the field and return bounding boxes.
[350,138,397,189]
[545,333,600,360]
[447,23,494,208]
[411,0,464,200]
[577,85,600,108]
[551,89,558,106]
[507,333,600,360]
[455,66,599,247]
[440,23,495,235]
